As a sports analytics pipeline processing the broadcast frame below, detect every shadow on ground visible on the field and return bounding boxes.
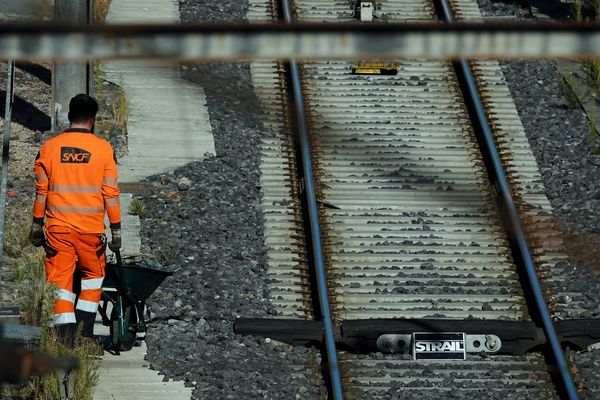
[0,91,51,132]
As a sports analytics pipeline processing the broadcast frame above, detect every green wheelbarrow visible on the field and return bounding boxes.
[98,251,172,352]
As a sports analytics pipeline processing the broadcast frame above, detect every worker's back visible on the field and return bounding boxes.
[30,94,122,341]
[34,128,120,234]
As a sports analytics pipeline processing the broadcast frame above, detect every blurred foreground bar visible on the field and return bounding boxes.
[0,23,600,61]
[1,22,600,61]
[1,322,41,347]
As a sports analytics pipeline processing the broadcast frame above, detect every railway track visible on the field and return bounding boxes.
[243,0,596,398]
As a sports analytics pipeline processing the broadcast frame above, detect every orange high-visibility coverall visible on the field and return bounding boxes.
[33,128,121,325]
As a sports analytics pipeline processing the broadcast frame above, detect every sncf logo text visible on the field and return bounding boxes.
[61,147,91,163]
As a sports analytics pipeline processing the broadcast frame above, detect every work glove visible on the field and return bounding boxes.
[109,229,121,252]
[29,222,45,247]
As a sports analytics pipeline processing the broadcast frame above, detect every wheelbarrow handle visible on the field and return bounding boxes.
[112,250,134,301]
[42,239,58,257]
[115,249,124,269]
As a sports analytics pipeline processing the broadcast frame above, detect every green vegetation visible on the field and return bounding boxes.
[588,101,600,154]
[574,0,600,91]
[571,0,583,21]
[589,0,600,19]
[18,251,53,328]
[93,0,113,23]
[93,62,104,98]
[94,68,130,132]
[20,328,100,400]
[90,2,129,137]
[1,210,100,399]
[4,214,32,259]
[128,198,146,218]
[558,72,580,108]
[564,0,600,154]
[93,68,129,138]
[582,60,600,92]
[571,0,600,20]
[160,246,179,265]
[112,82,129,129]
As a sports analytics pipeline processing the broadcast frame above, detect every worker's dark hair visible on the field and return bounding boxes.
[68,94,98,123]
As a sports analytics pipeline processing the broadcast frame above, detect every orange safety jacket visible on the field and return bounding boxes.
[33,128,121,234]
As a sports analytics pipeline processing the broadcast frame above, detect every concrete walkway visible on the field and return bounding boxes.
[102,0,215,183]
[93,316,192,400]
[94,342,192,400]
[93,0,207,399]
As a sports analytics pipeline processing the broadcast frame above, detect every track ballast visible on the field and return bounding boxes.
[247,0,592,398]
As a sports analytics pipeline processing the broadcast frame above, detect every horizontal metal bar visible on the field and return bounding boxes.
[2,22,600,60]
[555,319,600,349]
[234,318,324,343]
[377,333,502,354]
[234,317,548,355]
[1,322,41,344]
[343,319,545,355]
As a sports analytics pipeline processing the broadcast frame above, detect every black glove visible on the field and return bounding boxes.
[109,229,121,252]
[29,222,45,247]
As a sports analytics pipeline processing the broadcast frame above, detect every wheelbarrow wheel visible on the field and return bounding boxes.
[109,303,138,352]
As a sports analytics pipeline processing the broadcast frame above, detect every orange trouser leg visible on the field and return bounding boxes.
[45,227,77,325]
[74,232,106,314]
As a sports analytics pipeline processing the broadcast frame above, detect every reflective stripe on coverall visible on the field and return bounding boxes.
[45,226,107,324]
[33,128,120,325]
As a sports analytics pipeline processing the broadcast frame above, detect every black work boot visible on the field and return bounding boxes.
[75,310,104,356]
[54,323,76,348]
[75,309,96,338]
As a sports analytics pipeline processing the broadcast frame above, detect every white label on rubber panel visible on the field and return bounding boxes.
[413,332,466,360]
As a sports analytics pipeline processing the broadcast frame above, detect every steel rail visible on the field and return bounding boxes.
[437,1,579,399]
[279,1,344,399]
[2,22,600,60]
[0,60,15,285]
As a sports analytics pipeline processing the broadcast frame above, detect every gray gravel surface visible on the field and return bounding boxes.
[499,60,600,320]
[141,0,600,398]
[475,0,530,17]
[1,62,50,305]
[499,56,600,400]
[477,1,600,398]
[141,63,322,400]
[0,62,50,133]
[342,352,558,400]
[139,0,322,399]
[570,348,600,398]
[179,0,248,22]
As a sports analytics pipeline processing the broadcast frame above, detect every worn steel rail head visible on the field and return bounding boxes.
[277,1,345,399]
[435,0,579,398]
[234,1,592,399]
[229,0,597,399]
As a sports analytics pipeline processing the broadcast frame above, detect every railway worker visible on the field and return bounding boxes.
[29,94,121,344]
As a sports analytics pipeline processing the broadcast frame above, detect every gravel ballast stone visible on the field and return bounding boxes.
[499,57,600,400]
[0,62,50,305]
[475,0,530,17]
[492,60,600,319]
[139,1,322,399]
[141,0,600,398]
[570,348,600,397]
[476,1,600,397]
